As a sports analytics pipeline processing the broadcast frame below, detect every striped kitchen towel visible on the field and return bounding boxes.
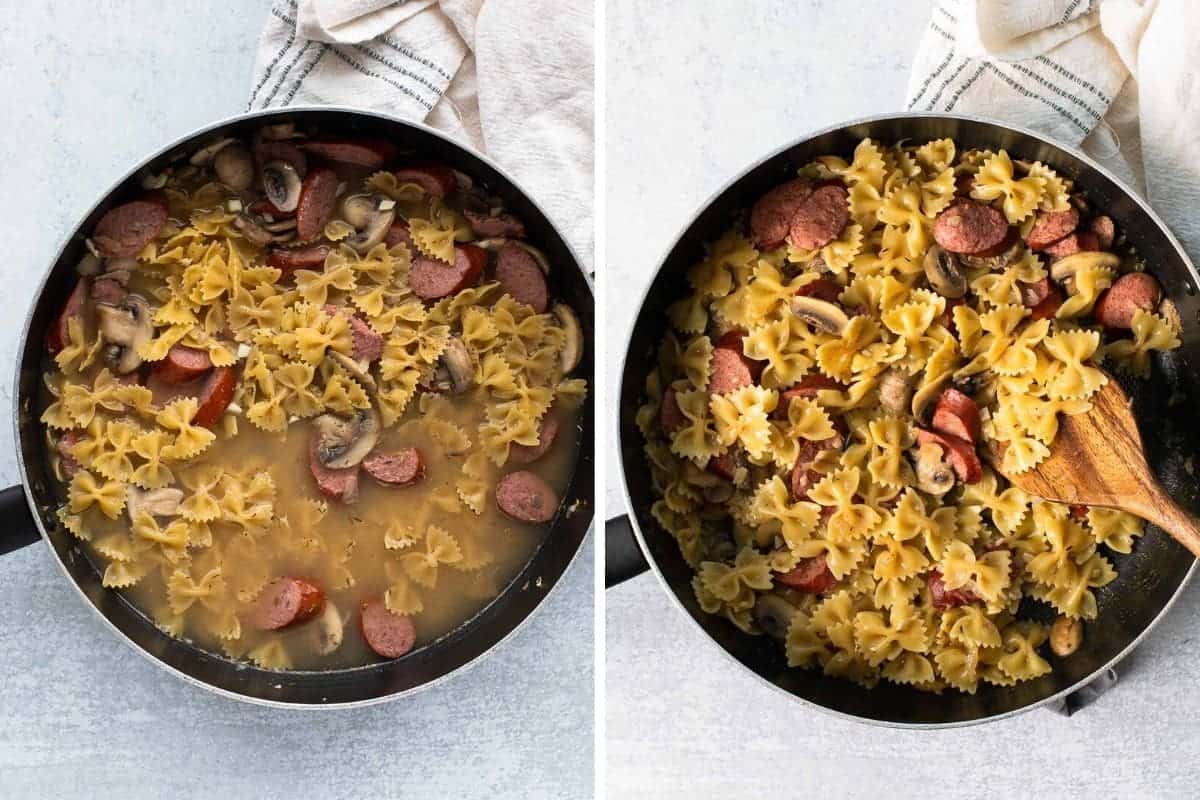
[907,0,1200,260]
[248,0,595,268]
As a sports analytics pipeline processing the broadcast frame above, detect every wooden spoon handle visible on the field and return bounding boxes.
[1125,484,1200,559]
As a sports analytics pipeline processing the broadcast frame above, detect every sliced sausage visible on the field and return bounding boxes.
[152,345,213,385]
[46,279,90,354]
[496,470,559,523]
[790,423,846,502]
[915,428,982,484]
[794,277,843,304]
[788,183,850,250]
[933,199,1009,255]
[777,555,837,594]
[362,448,425,486]
[706,450,738,481]
[348,315,383,363]
[931,388,981,445]
[384,220,414,249]
[295,166,339,241]
[91,277,128,306]
[1026,208,1079,251]
[192,366,235,428]
[360,598,417,658]
[308,438,360,502]
[267,244,331,274]
[1043,230,1099,260]
[1027,284,1064,321]
[410,245,488,301]
[56,430,84,479]
[510,415,561,464]
[749,178,813,250]
[495,242,549,312]
[393,164,457,198]
[660,386,686,435]
[251,577,325,630]
[708,346,755,395]
[1019,277,1053,308]
[928,569,979,609]
[1089,215,1116,250]
[92,192,169,258]
[463,208,526,239]
[254,139,307,176]
[1069,504,1089,522]
[1092,272,1162,330]
[298,138,396,168]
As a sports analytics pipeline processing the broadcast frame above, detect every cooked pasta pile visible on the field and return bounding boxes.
[638,138,1180,692]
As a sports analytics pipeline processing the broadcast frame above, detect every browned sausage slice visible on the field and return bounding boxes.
[1092,272,1162,330]
[295,166,339,241]
[932,199,1009,255]
[362,448,425,486]
[496,470,559,523]
[298,138,396,168]
[788,183,850,250]
[152,345,213,385]
[251,577,325,630]
[393,164,457,198]
[360,598,417,658]
[91,278,128,306]
[510,415,561,464]
[777,374,845,416]
[660,386,685,435]
[706,450,738,481]
[349,315,383,362]
[776,555,836,594]
[193,366,235,428]
[46,279,90,354]
[789,424,845,502]
[308,438,360,502]
[463,209,526,239]
[410,245,487,301]
[56,430,84,479]
[794,278,843,304]
[1089,215,1116,250]
[1043,230,1099,260]
[385,220,414,249]
[927,569,979,609]
[749,178,813,250]
[495,242,549,312]
[1026,208,1079,251]
[92,192,169,258]
[915,428,982,484]
[266,244,331,274]
[931,388,981,445]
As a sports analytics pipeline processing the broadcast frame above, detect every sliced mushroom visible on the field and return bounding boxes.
[126,486,184,523]
[877,368,914,416]
[340,194,377,229]
[189,136,237,166]
[923,244,967,298]
[345,204,396,254]
[1049,615,1082,657]
[702,481,734,505]
[262,218,298,234]
[790,296,850,336]
[96,294,153,374]
[553,302,583,373]
[313,603,345,655]
[262,160,303,213]
[753,594,797,641]
[435,336,474,395]
[1049,251,1120,283]
[75,252,102,276]
[959,238,1022,271]
[313,407,380,469]
[912,440,955,496]
[330,350,378,394]
[911,371,951,423]
[233,214,274,248]
[214,143,254,191]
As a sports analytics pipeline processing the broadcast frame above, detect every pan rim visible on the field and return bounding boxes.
[613,109,1199,729]
[13,104,594,709]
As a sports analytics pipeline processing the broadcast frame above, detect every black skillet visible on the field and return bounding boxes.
[607,112,1198,727]
[0,106,594,707]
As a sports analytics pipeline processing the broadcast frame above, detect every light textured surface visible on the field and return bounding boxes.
[0,3,593,799]
[605,1,1200,798]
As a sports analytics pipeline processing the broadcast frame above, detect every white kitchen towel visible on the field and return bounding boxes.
[906,0,1200,260]
[247,0,594,269]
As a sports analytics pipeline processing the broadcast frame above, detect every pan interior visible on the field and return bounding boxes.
[618,114,1199,725]
[18,107,594,706]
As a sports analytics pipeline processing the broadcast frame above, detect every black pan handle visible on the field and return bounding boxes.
[0,484,41,556]
[605,514,649,588]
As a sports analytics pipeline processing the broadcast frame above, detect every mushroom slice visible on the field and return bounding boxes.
[126,486,185,523]
[1049,251,1120,283]
[959,238,1022,272]
[314,408,380,470]
[95,294,153,374]
[912,440,956,496]
[313,603,345,655]
[261,160,303,213]
[553,302,583,373]
[346,206,396,254]
[189,136,237,166]
[877,368,915,416]
[439,336,474,395]
[910,371,950,424]
[263,218,298,234]
[753,594,797,642]
[923,244,967,298]
[790,296,850,336]
[330,350,379,395]
[340,194,377,229]
[233,214,274,248]
[214,143,255,191]
[702,481,734,505]
[76,252,102,276]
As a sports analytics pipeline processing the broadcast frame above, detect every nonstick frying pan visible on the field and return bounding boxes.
[0,106,594,707]
[608,112,1198,727]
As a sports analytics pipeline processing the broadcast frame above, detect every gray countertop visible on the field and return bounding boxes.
[0,3,593,798]
[605,2,1200,798]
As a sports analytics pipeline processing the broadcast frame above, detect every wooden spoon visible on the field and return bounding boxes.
[990,376,1200,558]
